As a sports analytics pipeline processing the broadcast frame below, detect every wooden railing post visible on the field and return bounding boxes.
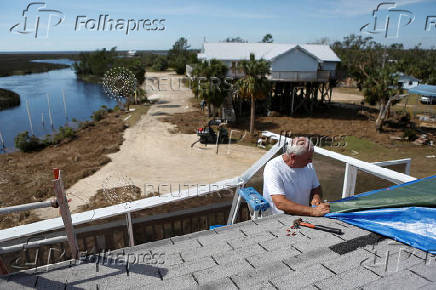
[125,212,135,247]
[53,168,79,259]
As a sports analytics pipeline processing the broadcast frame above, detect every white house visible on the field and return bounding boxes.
[191,42,340,82]
[188,42,341,119]
[397,73,420,89]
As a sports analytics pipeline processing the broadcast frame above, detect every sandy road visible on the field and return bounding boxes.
[330,88,364,103]
[37,71,264,218]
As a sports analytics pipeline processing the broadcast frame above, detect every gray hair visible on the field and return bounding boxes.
[285,137,314,156]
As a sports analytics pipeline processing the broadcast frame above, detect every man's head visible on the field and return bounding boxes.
[283,137,314,168]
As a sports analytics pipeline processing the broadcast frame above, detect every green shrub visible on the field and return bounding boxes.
[72,118,78,122]
[42,134,54,146]
[173,56,186,75]
[113,105,120,111]
[52,127,76,144]
[91,109,107,122]
[152,55,168,71]
[14,131,42,152]
[79,121,95,129]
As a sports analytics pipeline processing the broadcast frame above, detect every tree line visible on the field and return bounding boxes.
[332,34,436,88]
[332,34,436,131]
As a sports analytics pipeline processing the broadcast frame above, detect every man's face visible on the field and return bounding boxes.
[292,151,313,168]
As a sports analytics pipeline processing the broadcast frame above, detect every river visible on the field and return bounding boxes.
[0,59,117,152]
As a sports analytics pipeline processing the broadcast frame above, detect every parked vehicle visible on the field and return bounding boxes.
[420,95,436,104]
[191,119,229,147]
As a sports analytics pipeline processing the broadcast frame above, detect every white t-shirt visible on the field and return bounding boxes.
[263,155,320,214]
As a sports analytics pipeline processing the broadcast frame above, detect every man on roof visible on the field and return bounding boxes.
[263,136,330,216]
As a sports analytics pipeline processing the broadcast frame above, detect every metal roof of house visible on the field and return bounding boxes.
[198,42,341,62]
[394,72,421,83]
[409,84,436,97]
[2,214,434,289]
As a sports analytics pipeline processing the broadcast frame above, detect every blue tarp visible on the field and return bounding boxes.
[408,84,436,97]
[326,176,436,253]
[327,207,436,254]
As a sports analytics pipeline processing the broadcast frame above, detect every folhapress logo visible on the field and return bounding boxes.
[10,2,166,38]
[360,2,415,38]
[9,2,64,39]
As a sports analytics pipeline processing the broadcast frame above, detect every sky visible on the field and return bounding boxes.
[0,0,435,51]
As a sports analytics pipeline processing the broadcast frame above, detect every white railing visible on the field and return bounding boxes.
[341,158,412,199]
[260,132,415,199]
[269,71,331,82]
[0,131,417,266]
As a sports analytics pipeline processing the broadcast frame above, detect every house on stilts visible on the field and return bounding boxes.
[188,42,341,120]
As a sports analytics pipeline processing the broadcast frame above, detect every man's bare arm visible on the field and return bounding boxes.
[271,195,329,217]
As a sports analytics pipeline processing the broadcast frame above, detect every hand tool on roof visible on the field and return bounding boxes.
[293,218,343,235]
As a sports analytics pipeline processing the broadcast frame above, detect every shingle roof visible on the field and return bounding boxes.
[198,42,341,62]
[1,214,434,289]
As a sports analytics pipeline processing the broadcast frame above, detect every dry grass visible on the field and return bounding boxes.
[78,185,142,211]
[334,87,364,96]
[0,106,149,229]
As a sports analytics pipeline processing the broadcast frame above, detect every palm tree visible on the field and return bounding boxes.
[191,60,228,117]
[236,54,270,134]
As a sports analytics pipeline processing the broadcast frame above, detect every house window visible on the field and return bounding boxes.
[409,81,413,86]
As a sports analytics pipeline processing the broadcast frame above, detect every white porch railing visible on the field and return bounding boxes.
[269,71,331,82]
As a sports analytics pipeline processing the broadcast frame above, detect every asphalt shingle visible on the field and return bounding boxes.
[269,263,335,289]
[192,258,252,285]
[229,259,293,288]
[408,262,436,282]
[362,269,430,289]
[314,266,380,289]
[3,213,431,290]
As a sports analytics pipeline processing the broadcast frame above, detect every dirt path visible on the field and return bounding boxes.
[37,71,264,219]
[331,88,364,103]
